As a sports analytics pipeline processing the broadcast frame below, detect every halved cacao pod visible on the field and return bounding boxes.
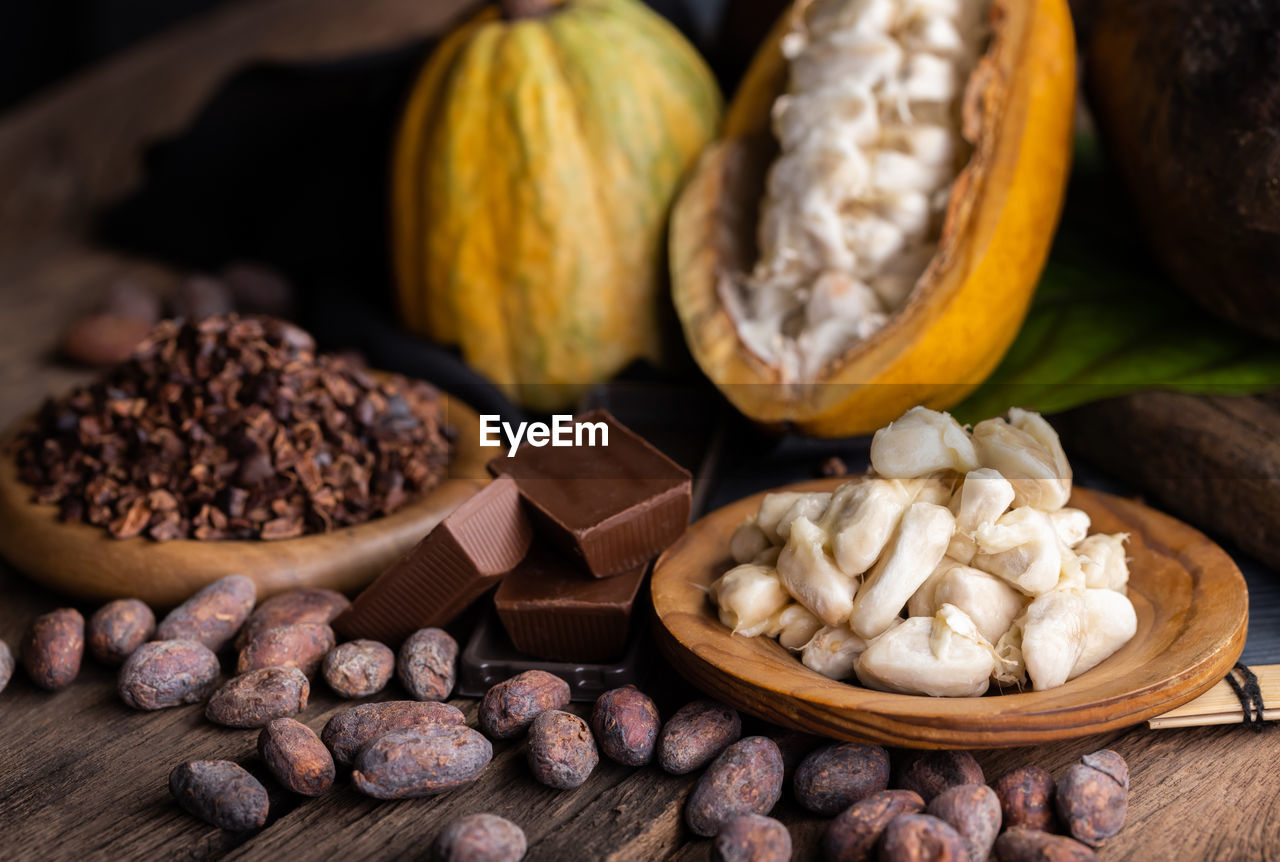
[671,0,1075,436]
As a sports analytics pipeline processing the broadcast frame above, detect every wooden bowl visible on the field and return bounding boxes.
[652,479,1248,748]
[0,395,488,607]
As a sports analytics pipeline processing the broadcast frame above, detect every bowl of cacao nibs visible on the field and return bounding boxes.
[0,315,489,606]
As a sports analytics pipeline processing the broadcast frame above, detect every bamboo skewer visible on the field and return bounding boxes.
[1148,664,1279,729]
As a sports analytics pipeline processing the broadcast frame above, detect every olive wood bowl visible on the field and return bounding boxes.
[652,478,1248,749]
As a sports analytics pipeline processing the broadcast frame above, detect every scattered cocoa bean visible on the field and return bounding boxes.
[685,736,785,838]
[172,275,235,322]
[352,725,493,799]
[206,666,309,728]
[88,599,155,665]
[104,278,162,324]
[434,813,527,862]
[156,575,256,652]
[0,640,12,694]
[794,743,891,816]
[20,608,84,690]
[236,623,334,676]
[258,717,334,797]
[322,700,466,765]
[878,813,968,862]
[323,639,394,699]
[479,670,571,739]
[236,588,350,650]
[223,262,296,318]
[894,751,984,803]
[822,789,925,862]
[992,765,1057,832]
[527,710,599,790]
[772,731,826,785]
[591,685,659,766]
[397,627,457,701]
[713,814,792,862]
[995,828,1098,862]
[1055,750,1128,847]
[657,700,742,775]
[169,760,268,831]
[60,314,154,367]
[926,784,1001,862]
[118,640,220,710]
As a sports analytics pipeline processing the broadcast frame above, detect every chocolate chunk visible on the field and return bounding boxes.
[333,476,531,644]
[488,410,690,577]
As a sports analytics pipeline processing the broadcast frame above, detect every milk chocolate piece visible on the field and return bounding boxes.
[488,410,691,577]
[495,543,647,662]
[333,476,531,644]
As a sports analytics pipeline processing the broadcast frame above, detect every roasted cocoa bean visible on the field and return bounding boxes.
[206,666,309,728]
[88,599,155,665]
[685,736,784,838]
[236,588,350,650]
[118,639,220,709]
[878,813,968,862]
[591,685,659,766]
[894,751,984,803]
[1055,750,1128,847]
[21,608,84,690]
[992,765,1056,832]
[323,639,394,698]
[794,743,891,816]
[236,623,334,676]
[822,789,925,862]
[0,640,12,694]
[352,725,492,799]
[713,814,792,862]
[926,784,1001,862]
[60,314,153,366]
[156,575,256,651]
[995,828,1098,862]
[397,627,457,701]
[479,670,571,739]
[527,710,599,790]
[169,760,268,831]
[223,262,296,318]
[434,813,527,862]
[258,717,334,797]
[657,699,742,775]
[172,275,235,322]
[322,700,465,765]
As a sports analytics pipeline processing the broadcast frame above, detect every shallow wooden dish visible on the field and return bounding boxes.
[652,479,1248,748]
[0,395,488,607]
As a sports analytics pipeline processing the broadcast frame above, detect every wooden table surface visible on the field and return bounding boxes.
[1,1,1278,859]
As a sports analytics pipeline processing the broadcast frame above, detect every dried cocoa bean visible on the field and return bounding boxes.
[236,588,350,650]
[685,736,784,838]
[794,743,891,816]
[995,828,1098,862]
[926,785,1001,862]
[156,575,256,651]
[527,710,599,790]
[992,765,1056,832]
[118,640,220,710]
[20,608,84,690]
[878,814,968,862]
[1055,750,1128,847]
[657,700,742,775]
[822,789,925,862]
[169,760,268,831]
[60,314,153,366]
[591,685,659,766]
[894,751,984,803]
[322,700,466,765]
[434,813,527,862]
[323,639,394,698]
[0,640,12,694]
[88,598,155,665]
[713,814,792,862]
[236,623,335,676]
[258,717,334,797]
[206,666,309,728]
[223,262,296,318]
[479,670,571,739]
[172,275,235,322]
[352,725,492,799]
[397,627,457,701]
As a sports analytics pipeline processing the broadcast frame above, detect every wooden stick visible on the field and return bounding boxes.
[1148,665,1278,729]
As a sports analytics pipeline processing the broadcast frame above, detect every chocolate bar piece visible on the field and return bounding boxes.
[332,475,531,645]
[488,410,691,577]
[495,543,647,662]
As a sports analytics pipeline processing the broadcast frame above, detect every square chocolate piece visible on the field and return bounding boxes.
[488,409,691,577]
